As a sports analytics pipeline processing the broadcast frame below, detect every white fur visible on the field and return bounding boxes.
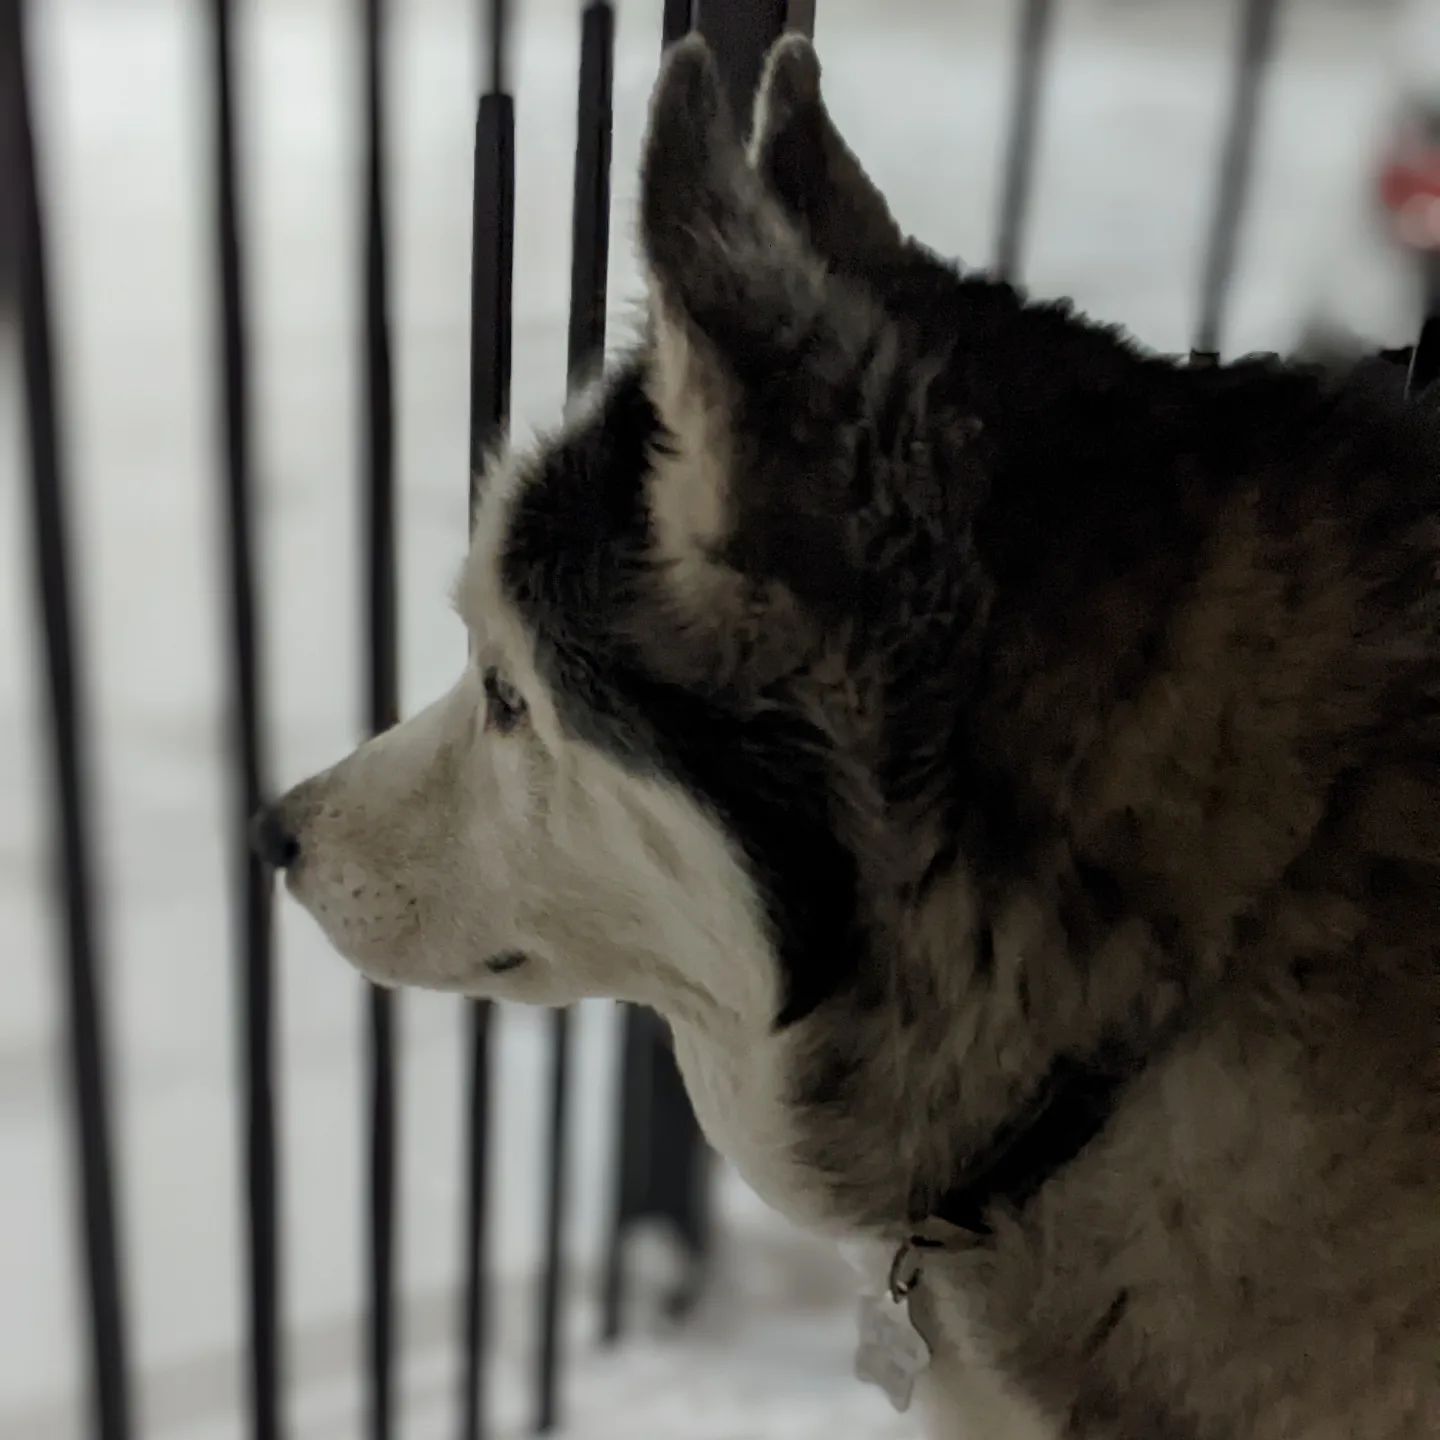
[281,446,832,1227]
[644,301,744,616]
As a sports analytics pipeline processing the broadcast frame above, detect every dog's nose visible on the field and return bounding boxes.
[249,805,300,870]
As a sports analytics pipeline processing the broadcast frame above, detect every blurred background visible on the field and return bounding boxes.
[3,1,1437,1438]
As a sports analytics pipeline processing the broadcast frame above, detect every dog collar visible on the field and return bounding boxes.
[923,1055,1129,1236]
[853,1058,1123,1422]
[858,1043,1179,1411]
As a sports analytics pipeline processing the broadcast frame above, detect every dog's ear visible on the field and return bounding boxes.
[749,36,906,276]
[640,37,893,613]
[640,35,842,388]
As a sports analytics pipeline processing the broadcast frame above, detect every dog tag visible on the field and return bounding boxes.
[854,1290,931,1413]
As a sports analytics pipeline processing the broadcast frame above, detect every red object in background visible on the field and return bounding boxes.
[1378,122,1440,253]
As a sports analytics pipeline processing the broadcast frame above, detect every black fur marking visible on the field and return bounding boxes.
[1151,911,1183,952]
[914,834,960,900]
[1074,858,1127,927]
[930,1055,1130,1234]
[1079,1289,1131,1363]
[501,364,864,1027]
[484,950,528,975]
[975,921,996,982]
[1056,856,1131,965]
[801,1043,862,1108]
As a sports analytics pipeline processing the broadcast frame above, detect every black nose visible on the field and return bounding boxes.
[250,805,300,870]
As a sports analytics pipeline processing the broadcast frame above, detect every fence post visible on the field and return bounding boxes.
[601,1010,713,1338]
[204,0,287,1434]
[1407,303,1440,399]
[6,2,134,1436]
[994,0,1055,283]
[599,0,813,1350]
[694,0,786,131]
[532,8,616,1434]
[1194,0,1281,358]
[460,0,513,1426]
[359,2,401,1438]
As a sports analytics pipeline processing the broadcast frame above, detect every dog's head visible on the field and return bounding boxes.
[261,36,991,1040]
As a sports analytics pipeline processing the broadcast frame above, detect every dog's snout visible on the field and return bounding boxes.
[250,805,300,870]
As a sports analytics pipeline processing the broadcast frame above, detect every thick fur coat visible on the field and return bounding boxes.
[262,36,1440,1440]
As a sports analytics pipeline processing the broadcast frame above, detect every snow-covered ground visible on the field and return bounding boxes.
[0,1,1427,1437]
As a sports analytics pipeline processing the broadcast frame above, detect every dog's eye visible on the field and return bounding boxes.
[482,667,528,735]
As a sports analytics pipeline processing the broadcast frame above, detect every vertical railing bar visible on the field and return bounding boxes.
[469,4,515,493]
[784,0,816,38]
[6,2,134,1436]
[360,1,400,1438]
[993,0,1055,284]
[564,4,615,392]
[599,1007,651,1343]
[206,0,285,1436]
[602,0,777,1353]
[694,0,788,135]
[1405,304,1440,400]
[606,0,686,1349]
[661,0,693,48]
[484,0,508,106]
[1193,0,1281,358]
[460,4,513,1437]
[534,5,614,1433]
[535,1016,573,1436]
[458,994,493,1440]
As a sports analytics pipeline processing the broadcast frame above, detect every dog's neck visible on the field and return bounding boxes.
[796,747,1274,1234]
[658,866,1194,1240]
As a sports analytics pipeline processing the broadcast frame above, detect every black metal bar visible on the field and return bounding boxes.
[483,0,509,100]
[468,91,515,489]
[603,0,784,1351]
[694,0,787,134]
[365,993,397,1440]
[206,0,285,1435]
[6,3,133,1436]
[365,981,398,1440]
[1406,272,1440,398]
[565,2,615,389]
[458,1000,494,1440]
[785,0,817,37]
[363,12,398,740]
[605,0,774,1353]
[600,1008,650,1343]
[601,1011,712,1339]
[1194,0,1281,356]
[644,1031,711,1321]
[460,8,513,1435]
[535,1007,572,1436]
[994,0,1055,283]
[662,0,693,49]
[533,8,614,1434]
[360,1,400,1438]
[1408,318,1440,399]
[1409,318,1440,398]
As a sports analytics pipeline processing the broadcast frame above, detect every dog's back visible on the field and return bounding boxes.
[881,250,1440,1440]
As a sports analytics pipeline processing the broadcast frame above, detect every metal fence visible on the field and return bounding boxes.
[5,1,1438,1439]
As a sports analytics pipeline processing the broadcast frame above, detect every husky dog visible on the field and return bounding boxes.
[255,34,1440,1440]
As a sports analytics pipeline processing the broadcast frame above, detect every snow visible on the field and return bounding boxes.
[0,1,1426,1437]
